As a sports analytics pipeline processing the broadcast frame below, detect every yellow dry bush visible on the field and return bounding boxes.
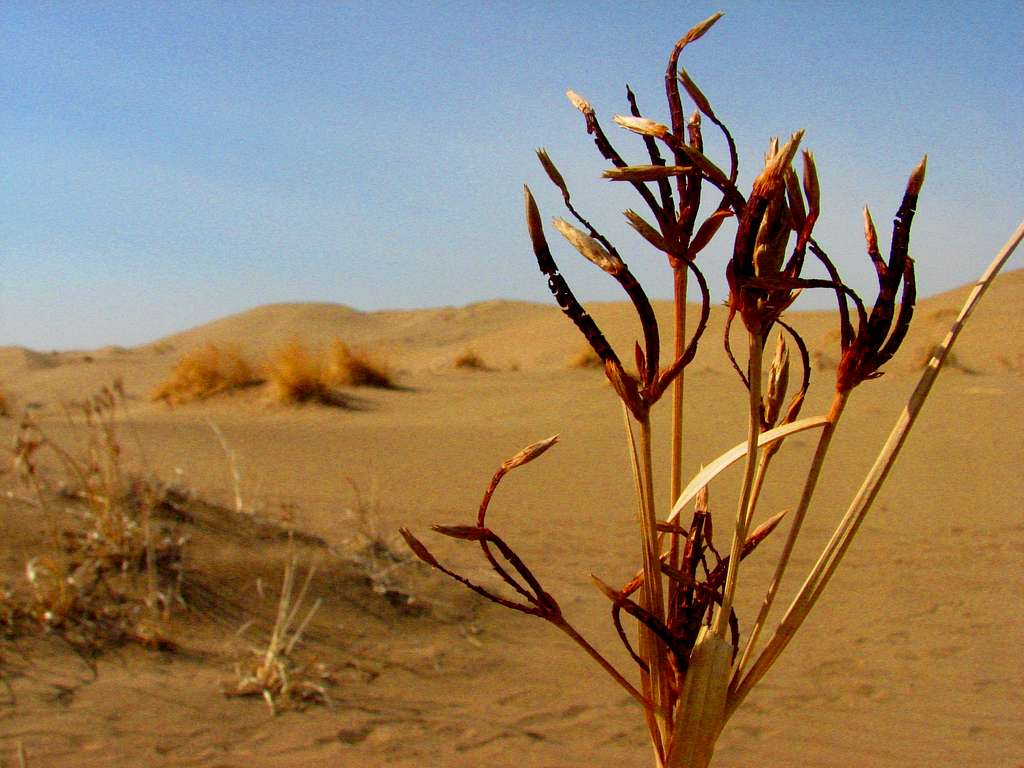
[151,343,260,404]
[265,340,339,405]
[323,339,393,388]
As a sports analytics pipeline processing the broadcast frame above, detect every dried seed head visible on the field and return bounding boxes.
[536,149,569,198]
[624,209,668,251]
[863,206,878,254]
[906,155,928,196]
[566,89,594,117]
[763,334,790,426]
[552,217,625,274]
[752,130,804,196]
[752,192,791,277]
[679,69,713,116]
[802,150,820,216]
[524,185,554,272]
[603,165,692,182]
[612,114,671,139]
[682,11,724,46]
[785,166,806,231]
[501,435,560,472]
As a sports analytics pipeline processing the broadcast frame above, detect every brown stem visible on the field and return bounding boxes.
[732,389,849,683]
[714,331,763,637]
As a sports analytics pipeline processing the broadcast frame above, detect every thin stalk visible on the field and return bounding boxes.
[622,406,668,762]
[670,265,689,507]
[555,618,651,710]
[639,417,671,739]
[714,331,763,637]
[730,218,1024,715]
[732,389,848,682]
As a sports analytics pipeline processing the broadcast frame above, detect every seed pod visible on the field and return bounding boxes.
[553,218,625,275]
[612,114,671,139]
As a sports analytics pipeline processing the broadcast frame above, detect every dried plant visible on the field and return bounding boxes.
[403,13,1024,768]
[323,339,394,388]
[226,537,334,714]
[8,382,184,651]
[264,339,345,405]
[453,349,491,371]
[151,342,261,404]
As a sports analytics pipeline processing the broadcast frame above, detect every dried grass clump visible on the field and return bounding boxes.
[226,540,336,714]
[264,340,343,406]
[402,13,1024,768]
[453,349,490,371]
[323,339,393,388]
[151,343,260,404]
[7,383,183,652]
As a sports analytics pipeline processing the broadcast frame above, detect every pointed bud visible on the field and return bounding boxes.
[763,334,790,427]
[906,155,927,196]
[863,206,879,254]
[612,114,671,139]
[524,185,556,273]
[502,435,560,472]
[681,11,724,46]
[752,130,804,196]
[603,164,692,182]
[785,166,806,231]
[624,209,667,251]
[679,69,713,117]
[536,149,569,198]
[753,192,791,276]
[566,89,594,117]
[552,218,625,274]
[802,150,820,216]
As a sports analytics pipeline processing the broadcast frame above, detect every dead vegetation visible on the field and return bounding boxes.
[323,339,394,388]
[151,343,261,404]
[0,380,430,719]
[153,337,393,407]
[453,349,491,371]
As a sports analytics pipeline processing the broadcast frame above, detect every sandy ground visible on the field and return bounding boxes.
[0,271,1021,767]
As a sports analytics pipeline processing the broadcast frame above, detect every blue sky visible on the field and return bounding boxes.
[1,1,1021,349]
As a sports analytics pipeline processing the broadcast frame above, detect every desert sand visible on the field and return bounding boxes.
[0,270,1021,767]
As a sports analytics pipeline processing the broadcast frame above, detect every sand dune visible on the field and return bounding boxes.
[0,271,1021,766]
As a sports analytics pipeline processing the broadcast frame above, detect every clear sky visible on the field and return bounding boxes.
[1,1,1021,350]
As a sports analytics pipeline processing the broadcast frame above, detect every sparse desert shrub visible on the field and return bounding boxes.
[264,339,343,405]
[151,342,260,404]
[226,537,336,714]
[8,383,183,651]
[0,387,10,417]
[323,339,393,388]
[402,15,1023,768]
[453,349,490,371]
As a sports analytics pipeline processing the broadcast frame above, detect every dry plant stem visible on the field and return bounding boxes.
[730,218,1024,715]
[733,389,849,680]
[638,417,671,746]
[554,617,650,709]
[670,265,689,508]
[714,331,762,636]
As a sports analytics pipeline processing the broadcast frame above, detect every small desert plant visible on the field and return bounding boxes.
[226,537,334,714]
[323,338,393,388]
[403,14,1023,768]
[8,383,184,650]
[151,342,261,404]
[453,349,490,371]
